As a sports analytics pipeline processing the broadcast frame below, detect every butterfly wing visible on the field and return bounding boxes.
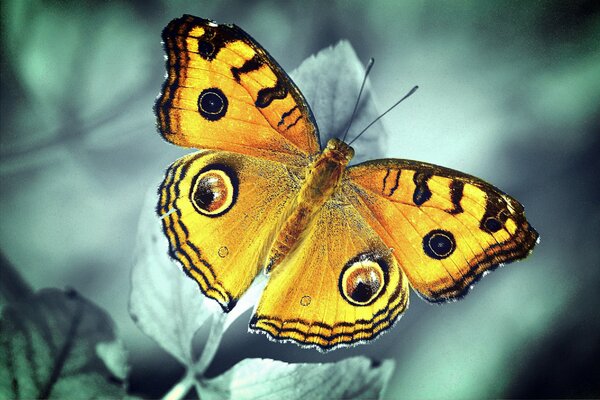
[156,15,320,164]
[157,151,303,311]
[250,192,409,351]
[343,159,538,302]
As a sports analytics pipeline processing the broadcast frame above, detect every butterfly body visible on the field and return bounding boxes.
[267,138,354,272]
[155,15,538,351]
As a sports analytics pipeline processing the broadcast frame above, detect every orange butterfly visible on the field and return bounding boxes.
[155,15,538,351]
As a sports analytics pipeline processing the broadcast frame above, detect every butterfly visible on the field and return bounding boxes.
[154,15,538,351]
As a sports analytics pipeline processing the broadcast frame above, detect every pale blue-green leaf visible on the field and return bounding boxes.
[129,184,218,365]
[290,41,387,164]
[199,356,395,400]
[96,339,129,381]
[130,182,265,366]
[0,288,127,399]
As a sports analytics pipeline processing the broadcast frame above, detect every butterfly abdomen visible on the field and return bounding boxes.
[266,139,354,272]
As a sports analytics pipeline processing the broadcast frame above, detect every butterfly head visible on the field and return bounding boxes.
[325,138,354,165]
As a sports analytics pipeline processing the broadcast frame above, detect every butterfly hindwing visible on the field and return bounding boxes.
[250,192,409,350]
[157,151,303,311]
[156,15,320,164]
[344,159,538,302]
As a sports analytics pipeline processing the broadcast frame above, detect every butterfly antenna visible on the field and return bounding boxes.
[348,85,419,146]
[341,58,375,143]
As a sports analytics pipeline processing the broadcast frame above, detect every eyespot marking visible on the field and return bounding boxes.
[339,255,387,306]
[197,40,215,59]
[300,295,311,307]
[190,164,238,217]
[218,246,229,258]
[484,217,503,232]
[198,88,228,121]
[423,230,456,260]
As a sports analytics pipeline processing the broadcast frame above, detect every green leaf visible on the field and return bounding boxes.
[96,339,129,381]
[0,251,33,312]
[0,288,127,399]
[199,356,395,400]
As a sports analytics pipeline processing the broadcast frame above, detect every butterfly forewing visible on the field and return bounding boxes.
[156,15,320,165]
[344,160,538,302]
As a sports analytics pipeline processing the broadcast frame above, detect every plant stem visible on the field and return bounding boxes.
[162,370,195,400]
[194,312,227,376]
[162,312,227,400]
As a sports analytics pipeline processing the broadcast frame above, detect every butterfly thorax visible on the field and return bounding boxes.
[266,139,354,273]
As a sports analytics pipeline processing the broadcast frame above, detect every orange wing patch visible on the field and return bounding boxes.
[157,151,303,311]
[155,15,320,165]
[345,159,538,302]
[250,194,409,351]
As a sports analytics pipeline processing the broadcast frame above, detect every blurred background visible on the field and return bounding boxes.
[1,0,599,398]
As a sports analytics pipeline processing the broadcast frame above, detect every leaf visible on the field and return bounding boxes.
[129,184,217,365]
[199,356,395,400]
[96,339,129,381]
[291,41,388,164]
[0,251,33,312]
[0,288,127,399]
[131,183,267,367]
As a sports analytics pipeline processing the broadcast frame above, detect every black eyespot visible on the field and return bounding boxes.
[484,217,503,233]
[339,254,388,306]
[197,88,228,121]
[350,281,377,303]
[190,164,238,217]
[197,40,214,59]
[194,182,217,210]
[423,230,456,260]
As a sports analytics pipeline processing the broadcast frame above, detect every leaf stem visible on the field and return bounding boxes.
[162,312,227,400]
[162,370,195,400]
[38,296,85,399]
[194,312,227,377]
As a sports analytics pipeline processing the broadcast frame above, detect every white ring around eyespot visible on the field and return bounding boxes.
[191,169,235,216]
[340,260,385,306]
[199,90,225,115]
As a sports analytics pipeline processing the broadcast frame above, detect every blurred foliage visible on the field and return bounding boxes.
[0,285,127,398]
[1,0,599,398]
